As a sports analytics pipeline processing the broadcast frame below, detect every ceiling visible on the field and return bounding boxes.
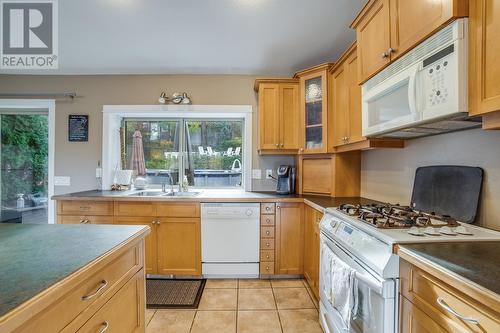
[2,0,366,76]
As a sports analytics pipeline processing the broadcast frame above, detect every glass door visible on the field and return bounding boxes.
[301,69,329,154]
[0,111,49,224]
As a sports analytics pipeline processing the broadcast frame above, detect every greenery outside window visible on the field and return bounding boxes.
[122,118,244,188]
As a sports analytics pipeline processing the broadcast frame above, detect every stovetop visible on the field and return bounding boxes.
[337,203,459,229]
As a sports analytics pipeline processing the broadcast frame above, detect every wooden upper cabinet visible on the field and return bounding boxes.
[255,79,300,153]
[280,84,300,150]
[352,0,391,84]
[295,64,332,154]
[351,0,468,83]
[330,60,348,149]
[346,49,364,144]
[469,0,500,121]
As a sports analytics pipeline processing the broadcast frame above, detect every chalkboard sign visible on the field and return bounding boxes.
[68,115,89,142]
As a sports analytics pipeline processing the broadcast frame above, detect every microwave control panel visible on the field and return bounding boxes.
[421,44,456,109]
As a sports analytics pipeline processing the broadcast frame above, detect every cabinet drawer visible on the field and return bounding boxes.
[75,270,145,333]
[260,262,275,275]
[114,202,155,216]
[261,214,275,226]
[155,202,200,218]
[261,203,276,215]
[17,244,142,333]
[261,226,275,239]
[400,259,500,332]
[260,239,275,250]
[58,215,114,225]
[58,201,113,216]
[260,250,275,262]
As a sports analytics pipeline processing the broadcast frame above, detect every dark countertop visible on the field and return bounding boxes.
[0,223,149,317]
[400,242,500,296]
[52,189,380,211]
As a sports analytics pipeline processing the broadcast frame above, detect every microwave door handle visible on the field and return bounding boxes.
[408,67,419,120]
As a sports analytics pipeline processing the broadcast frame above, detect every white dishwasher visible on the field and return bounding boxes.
[201,203,260,278]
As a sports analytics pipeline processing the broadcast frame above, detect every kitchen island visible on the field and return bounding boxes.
[0,223,149,333]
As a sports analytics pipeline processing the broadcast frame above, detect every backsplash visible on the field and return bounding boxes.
[361,128,500,231]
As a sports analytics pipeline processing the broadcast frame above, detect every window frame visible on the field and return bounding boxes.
[122,117,245,189]
[102,105,253,191]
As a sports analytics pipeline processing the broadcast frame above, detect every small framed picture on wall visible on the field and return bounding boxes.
[68,115,89,142]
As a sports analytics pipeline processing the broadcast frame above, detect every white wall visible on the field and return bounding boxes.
[361,129,500,231]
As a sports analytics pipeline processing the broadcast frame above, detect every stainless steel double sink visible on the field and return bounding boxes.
[127,190,201,198]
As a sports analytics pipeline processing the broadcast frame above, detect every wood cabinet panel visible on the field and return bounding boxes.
[301,158,332,195]
[155,202,200,218]
[400,296,448,333]
[260,262,275,275]
[260,214,275,226]
[469,0,500,117]
[261,226,275,239]
[57,215,114,225]
[156,218,201,276]
[75,270,145,333]
[400,259,500,332]
[114,217,157,274]
[114,202,155,217]
[280,83,300,149]
[260,250,275,262]
[346,50,364,144]
[260,238,275,250]
[258,83,281,150]
[330,62,348,149]
[389,0,466,61]
[303,205,322,299]
[275,202,304,275]
[261,203,276,215]
[57,201,113,216]
[354,0,391,83]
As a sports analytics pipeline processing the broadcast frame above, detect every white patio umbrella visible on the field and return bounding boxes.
[129,130,146,176]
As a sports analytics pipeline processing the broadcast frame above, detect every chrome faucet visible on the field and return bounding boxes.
[158,171,174,193]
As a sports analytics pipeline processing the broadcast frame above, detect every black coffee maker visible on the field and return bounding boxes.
[276,165,296,195]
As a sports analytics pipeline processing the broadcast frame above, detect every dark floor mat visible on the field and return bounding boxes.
[146,278,206,309]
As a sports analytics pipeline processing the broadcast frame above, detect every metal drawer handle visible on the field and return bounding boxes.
[266,242,270,247]
[436,297,479,325]
[80,206,91,211]
[266,266,270,270]
[82,280,108,301]
[266,231,270,235]
[266,255,270,259]
[98,321,109,333]
[80,219,90,224]
[266,207,271,211]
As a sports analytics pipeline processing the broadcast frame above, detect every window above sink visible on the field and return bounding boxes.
[101,105,253,191]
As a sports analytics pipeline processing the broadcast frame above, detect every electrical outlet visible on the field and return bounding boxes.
[54,176,71,186]
[252,169,262,179]
[266,169,273,179]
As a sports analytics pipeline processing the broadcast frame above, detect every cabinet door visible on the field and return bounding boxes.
[280,83,300,150]
[390,0,467,61]
[469,0,500,116]
[355,0,391,83]
[114,217,157,274]
[400,296,449,333]
[331,64,348,148]
[300,71,328,154]
[311,210,322,299]
[157,218,201,276]
[275,203,304,275]
[259,83,281,150]
[346,50,364,144]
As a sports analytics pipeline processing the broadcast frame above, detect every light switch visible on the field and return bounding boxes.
[54,176,71,186]
[252,169,262,179]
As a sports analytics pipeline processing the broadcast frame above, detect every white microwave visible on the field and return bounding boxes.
[362,19,479,139]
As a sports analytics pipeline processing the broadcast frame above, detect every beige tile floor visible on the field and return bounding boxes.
[146,279,323,333]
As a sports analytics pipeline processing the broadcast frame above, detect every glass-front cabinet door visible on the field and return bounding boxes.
[298,65,330,154]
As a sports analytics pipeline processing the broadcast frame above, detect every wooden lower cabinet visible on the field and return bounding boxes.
[275,202,304,275]
[156,218,201,276]
[399,258,500,333]
[58,215,114,225]
[303,205,322,299]
[114,217,157,275]
[75,270,145,333]
[400,295,448,333]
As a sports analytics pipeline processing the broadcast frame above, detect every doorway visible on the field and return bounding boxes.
[0,100,55,224]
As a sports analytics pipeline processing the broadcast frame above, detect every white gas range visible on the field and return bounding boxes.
[318,206,500,333]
